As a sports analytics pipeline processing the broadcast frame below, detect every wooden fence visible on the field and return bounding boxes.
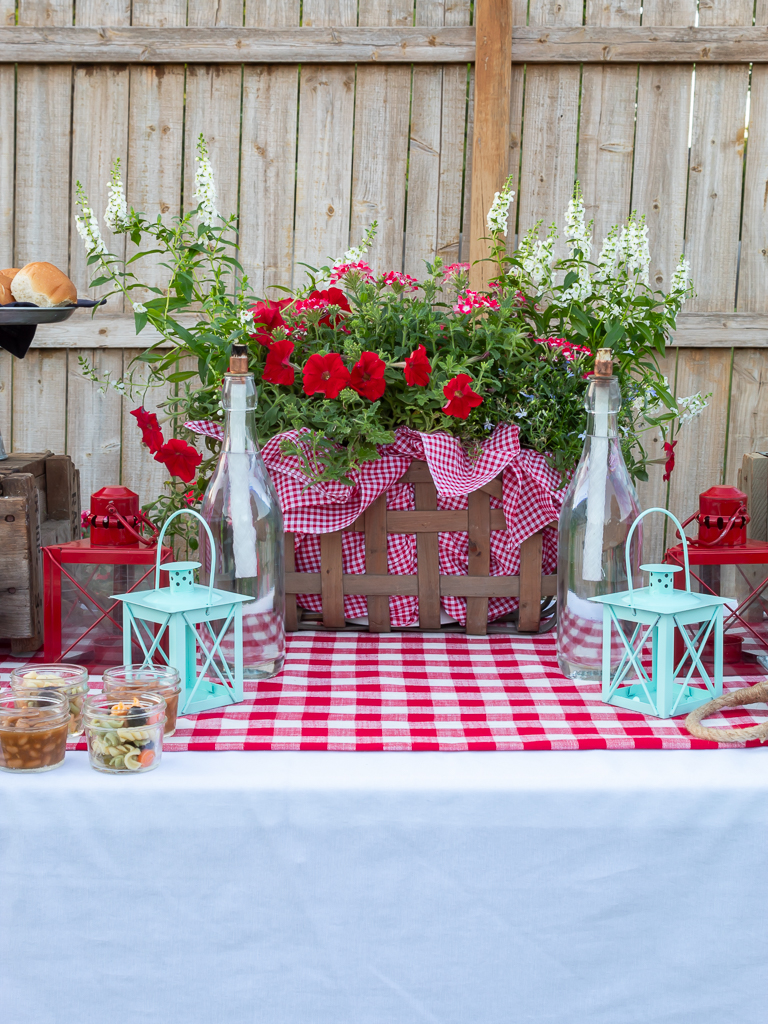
[1,0,768,560]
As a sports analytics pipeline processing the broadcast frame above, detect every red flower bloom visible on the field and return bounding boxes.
[404,344,432,387]
[302,352,351,399]
[262,339,295,386]
[130,406,164,454]
[293,288,351,328]
[154,438,203,483]
[249,298,291,346]
[350,351,386,401]
[442,374,483,420]
[662,439,678,482]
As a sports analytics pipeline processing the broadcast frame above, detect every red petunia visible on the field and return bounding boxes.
[349,351,386,401]
[662,439,678,482]
[404,344,432,387]
[442,373,483,420]
[262,339,295,386]
[154,438,203,483]
[302,352,351,399]
[130,406,164,454]
[249,298,292,346]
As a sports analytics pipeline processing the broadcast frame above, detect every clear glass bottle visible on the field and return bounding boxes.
[199,346,285,679]
[557,349,642,680]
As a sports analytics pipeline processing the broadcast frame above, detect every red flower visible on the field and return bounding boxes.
[404,345,432,387]
[183,489,197,507]
[249,299,291,346]
[262,339,295,386]
[130,406,164,454]
[662,439,678,482]
[442,374,483,420]
[350,351,386,401]
[302,352,351,399]
[154,438,203,483]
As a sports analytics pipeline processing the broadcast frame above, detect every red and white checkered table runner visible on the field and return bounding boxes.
[4,633,764,752]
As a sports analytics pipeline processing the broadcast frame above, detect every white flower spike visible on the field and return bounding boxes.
[486,175,515,235]
[193,134,219,228]
[104,159,129,233]
[75,181,106,256]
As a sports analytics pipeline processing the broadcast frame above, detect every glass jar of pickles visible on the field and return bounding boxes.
[83,692,166,774]
[101,665,182,738]
[0,690,70,772]
[10,664,89,737]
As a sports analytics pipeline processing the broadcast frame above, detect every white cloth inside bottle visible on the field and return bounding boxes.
[228,379,259,579]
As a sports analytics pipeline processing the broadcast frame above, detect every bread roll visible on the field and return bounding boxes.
[11,262,77,307]
[0,268,20,283]
[0,272,13,304]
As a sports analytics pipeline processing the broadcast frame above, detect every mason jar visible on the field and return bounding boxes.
[83,691,166,774]
[10,664,89,737]
[0,690,70,772]
[102,665,182,738]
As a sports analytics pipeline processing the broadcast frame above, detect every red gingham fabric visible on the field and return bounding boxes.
[3,633,765,752]
[185,422,564,627]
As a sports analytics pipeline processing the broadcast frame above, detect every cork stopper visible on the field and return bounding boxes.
[228,344,249,374]
[594,348,614,378]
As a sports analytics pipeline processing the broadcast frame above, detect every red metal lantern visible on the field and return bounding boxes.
[44,487,172,665]
[666,486,768,674]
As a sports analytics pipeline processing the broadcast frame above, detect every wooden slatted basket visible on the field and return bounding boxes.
[284,460,557,636]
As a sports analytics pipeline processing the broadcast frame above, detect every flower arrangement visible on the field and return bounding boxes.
[75,139,705,526]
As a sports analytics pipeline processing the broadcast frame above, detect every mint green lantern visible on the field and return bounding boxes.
[112,510,252,715]
[590,508,727,719]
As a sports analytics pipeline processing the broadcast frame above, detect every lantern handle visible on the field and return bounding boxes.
[154,509,216,606]
[624,507,691,604]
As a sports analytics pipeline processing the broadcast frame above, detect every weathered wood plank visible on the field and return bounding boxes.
[119,348,175,508]
[240,1,300,298]
[364,493,390,631]
[66,349,123,501]
[9,26,768,64]
[725,350,768,490]
[414,479,441,629]
[0,349,12,450]
[468,0,513,290]
[635,349,677,564]
[517,530,542,632]
[667,348,733,526]
[351,0,412,272]
[293,1,356,282]
[579,1,639,246]
[320,531,345,627]
[0,0,16,266]
[632,0,696,295]
[126,1,186,298]
[465,487,491,634]
[685,0,752,314]
[738,0,768,313]
[284,533,299,631]
[14,2,73,271]
[516,0,582,255]
[11,350,68,455]
[71,1,131,313]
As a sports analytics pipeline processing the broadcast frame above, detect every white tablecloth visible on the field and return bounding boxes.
[1,749,767,1024]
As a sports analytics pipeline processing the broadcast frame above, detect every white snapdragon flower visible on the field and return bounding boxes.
[562,264,593,303]
[193,134,218,227]
[677,392,709,425]
[75,181,106,256]
[333,220,379,270]
[521,224,556,290]
[670,254,691,295]
[595,226,620,283]
[104,159,128,233]
[486,175,515,235]
[132,301,147,314]
[617,212,651,286]
[564,184,592,262]
[238,308,254,329]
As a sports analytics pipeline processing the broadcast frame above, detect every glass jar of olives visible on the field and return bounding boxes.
[10,664,89,737]
[83,692,166,774]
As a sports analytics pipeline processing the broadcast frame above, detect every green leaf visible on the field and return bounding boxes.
[89,275,111,288]
[604,322,625,347]
[165,370,199,384]
[134,312,148,334]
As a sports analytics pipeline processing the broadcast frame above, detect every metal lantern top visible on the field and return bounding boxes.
[112,509,251,617]
[591,507,729,621]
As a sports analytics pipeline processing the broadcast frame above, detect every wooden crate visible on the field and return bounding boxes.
[285,460,557,636]
[0,452,80,653]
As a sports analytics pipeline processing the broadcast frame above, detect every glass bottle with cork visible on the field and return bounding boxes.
[557,347,642,680]
[199,344,285,679]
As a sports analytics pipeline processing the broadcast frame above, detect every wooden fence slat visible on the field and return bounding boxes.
[579,1,639,246]
[127,1,186,298]
[685,0,752,313]
[118,349,175,508]
[284,532,299,630]
[667,348,733,524]
[738,0,768,314]
[11,350,67,456]
[517,530,542,632]
[635,349,677,564]
[632,0,696,295]
[71,1,131,314]
[364,493,390,632]
[466,487,491,635]
[66,349,123,499]
[414,478,441,629]
[0,0,16,267]
[15,1,73,271]
[0,349,12,450]
[726,351,768,489]
[240,1,300,298]
[504,0,528,257]
[469,0,513,290]
[351,0,412,273]
[516,0,582,256]
[293,0,357,284]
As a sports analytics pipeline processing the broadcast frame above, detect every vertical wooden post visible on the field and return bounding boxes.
[469,0,513,292]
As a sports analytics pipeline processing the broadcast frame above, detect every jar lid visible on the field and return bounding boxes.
[10,664,89,692]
